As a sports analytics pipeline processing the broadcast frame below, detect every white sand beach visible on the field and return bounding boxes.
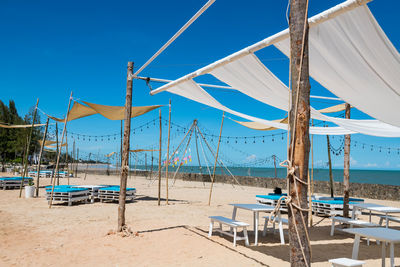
[0,173,399,266]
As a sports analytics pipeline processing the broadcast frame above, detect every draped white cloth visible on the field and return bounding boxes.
[153,1,400,137]
[168,79,354,135]
[274,5,400,127]
[210,53,400,137]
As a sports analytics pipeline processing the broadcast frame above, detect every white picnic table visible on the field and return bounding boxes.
[343,227,400,267]
[230,203,277,245]
[351,203,400,228]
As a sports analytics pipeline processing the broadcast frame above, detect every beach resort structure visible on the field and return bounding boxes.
[2,0,400,266]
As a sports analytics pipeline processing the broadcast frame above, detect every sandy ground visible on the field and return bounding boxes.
[0,172,399,267]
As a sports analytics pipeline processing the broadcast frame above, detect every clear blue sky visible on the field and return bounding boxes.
[1,0,400,170]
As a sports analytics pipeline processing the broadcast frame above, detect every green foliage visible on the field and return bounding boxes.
[0,100,43,167]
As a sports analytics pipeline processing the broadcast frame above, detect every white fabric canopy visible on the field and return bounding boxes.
[274,5,400,127]
[152,1,400,137]
[168,79,354,135]
[210,53,400,137]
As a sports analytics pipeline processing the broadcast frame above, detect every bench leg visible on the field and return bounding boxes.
[390,242,394,267]
[330,219,335,236]
[243,227,249,246]
[382,241,386,267]
[263,217,268,237]
[233,228,237,247]
[379,217,384,226]
[278,220,285,245]
[219,223,222,236]
[208,221,213,237]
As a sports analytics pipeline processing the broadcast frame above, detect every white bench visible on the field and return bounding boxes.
[208,216,249,247]
[329,258,365,267]
[378,215,400,227]
[263,216,288,244]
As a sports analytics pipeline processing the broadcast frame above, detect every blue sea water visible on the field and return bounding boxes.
[132,165,400,186]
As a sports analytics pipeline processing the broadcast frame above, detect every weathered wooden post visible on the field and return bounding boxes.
[19,98,39,197]
[208,111,224,206]
[157,109,162,206]
[117,61,133,232]
[49,92,73,208]
[343,103,351,217]
[288,0,311,265]
[165,99,171,204]
[327,135,334,197]
[35,117,49,197]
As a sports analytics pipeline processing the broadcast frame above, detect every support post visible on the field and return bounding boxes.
[35,117,49,197]
[273,155,277,178]
[65,129,69,185]
[288,0,311,265]
[208,111,225,206]
[118,61,133,232]
[327,135,334,198]
[166,99,171,204]
[84,153,91,180]
[76,148,79,177]
[157,109,162,206]
[343,103,351,217]
[19,98,39,197]
[120,120,123,165]
[55,123,60,186]
[310,119,314,226]
[49,92,73,208]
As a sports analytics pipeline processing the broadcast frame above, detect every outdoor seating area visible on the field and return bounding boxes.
[44,185,136,206]
[0,177,32,190]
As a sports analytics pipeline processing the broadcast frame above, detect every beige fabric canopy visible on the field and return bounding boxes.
[0,123,46,128]
[51,101,162,122]
[83,101,162,121]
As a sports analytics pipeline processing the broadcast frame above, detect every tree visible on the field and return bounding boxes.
[288,0,311,266]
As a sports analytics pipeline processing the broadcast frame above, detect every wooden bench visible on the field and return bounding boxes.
[208,216,249,247]
[378,215,400,227]
[263,216,288,244]
[329,258,365,267]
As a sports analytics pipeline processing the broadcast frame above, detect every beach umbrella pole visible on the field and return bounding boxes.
[19,98,39,197]
[35,117,49,197]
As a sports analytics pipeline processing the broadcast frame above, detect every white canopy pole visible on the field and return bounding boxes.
[133,0,216,77]
[150,0,372,95]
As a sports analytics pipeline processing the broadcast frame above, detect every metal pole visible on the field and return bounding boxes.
[157,109,162,206]
[166,99,171,204]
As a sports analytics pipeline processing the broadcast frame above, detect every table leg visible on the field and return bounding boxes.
[382,241,386,267]
[386,214,389,229]
[390,242,394,267]
[369,211,372,223]
[351,207,357,220]
[254,211,259,245]
[352,235,361,259]
[231,207,237,233]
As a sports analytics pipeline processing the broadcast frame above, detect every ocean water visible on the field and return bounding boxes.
[131,165,400,186]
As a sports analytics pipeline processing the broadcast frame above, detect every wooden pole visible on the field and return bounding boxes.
[288,0,311,265]
[35,117,49,197]
[208,111,225,206]
[19,98,39,197]
[49,92,73,208]
[117,61,133,232]
[151,150,154,179]
[145,153,147,171]
[327,135,334,198]
[55,123,60,186]
[72,140,76,177]
[76,148,79,176]
[84,153,91,180]
[343,103,351,217]
[65,129,69,185]
[310,119,314,226]
[166,99,171,204]
[120,120,123,165]
[50,124,58,185]
[157,109,162,206]
[273,155,277,178]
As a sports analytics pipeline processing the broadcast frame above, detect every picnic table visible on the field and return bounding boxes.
[343,227,400,267]
[351,203,400,228]
[230,203,277,245]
